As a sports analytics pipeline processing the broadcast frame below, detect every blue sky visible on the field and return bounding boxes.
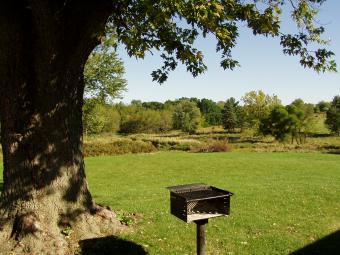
[117,1,340,105]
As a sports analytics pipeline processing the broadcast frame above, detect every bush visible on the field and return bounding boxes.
[83,100,121,135]
[84,139,157,157]
[191,139,231,153]
[131,135,201,151]
[120,109,173,134]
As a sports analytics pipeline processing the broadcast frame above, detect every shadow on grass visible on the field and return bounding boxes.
[323,145,340,150]
[290,230,340,255]
[79,236,148,255]
[0,182,3,194]
[309,133,332,138]
[327,150,340,155]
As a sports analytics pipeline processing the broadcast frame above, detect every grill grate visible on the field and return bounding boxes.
[179,189,226,201]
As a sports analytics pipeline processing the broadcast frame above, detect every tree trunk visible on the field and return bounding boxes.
[0,2,122,254]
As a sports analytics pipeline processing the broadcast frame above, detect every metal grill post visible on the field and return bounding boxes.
[195,219,208,255]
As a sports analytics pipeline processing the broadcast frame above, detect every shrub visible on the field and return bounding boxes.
[191,139,231,153]
[84,139,157,157]
[133,135,201,151]
[83,100,121,135]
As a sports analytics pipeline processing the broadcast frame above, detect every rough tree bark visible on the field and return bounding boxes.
[0,2,122,254]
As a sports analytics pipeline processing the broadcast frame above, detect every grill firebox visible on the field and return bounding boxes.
[167,183,233,223]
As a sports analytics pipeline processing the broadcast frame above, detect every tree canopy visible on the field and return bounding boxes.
[198,99,222,126]
[242,90,281,129]
[84,30,127,102]
[111,0,336,83]
[172,100,201,133]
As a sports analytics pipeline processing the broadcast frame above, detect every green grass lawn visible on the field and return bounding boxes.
[85,152,340,255]
[1,151,340,254]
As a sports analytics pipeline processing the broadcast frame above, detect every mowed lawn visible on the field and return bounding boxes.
[85,152,340,255]
[1,151,340,254]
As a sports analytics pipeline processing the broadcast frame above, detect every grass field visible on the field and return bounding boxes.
[86,152,339,255]
[1,151,340,254]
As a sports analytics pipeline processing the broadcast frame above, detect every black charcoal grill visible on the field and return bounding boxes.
[167,183,233,255]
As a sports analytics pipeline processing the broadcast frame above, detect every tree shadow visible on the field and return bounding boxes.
[327,150,340,155]
[0,182,3,195]
[290,230,340,255]
[323,145,340,150]
[79,236,148,255]
[309,133,331,138]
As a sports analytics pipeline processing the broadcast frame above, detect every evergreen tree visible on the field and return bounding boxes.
[222,101,238,132]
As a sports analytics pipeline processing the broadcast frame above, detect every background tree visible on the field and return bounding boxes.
[260,99,317,143]
[84,30,127,103]
[222,98,238,132]
[260,106,295,142]
[0,1,336,253]
[141,101,165,111]
[172,100,201,134]
[315,100,331,113]
[242,90,282,130]
[260,105,305,143]
[120,108,172,134]
[83,99,120,135]
[287,99,315,143]
[325,96,340,136]
[198,98,222,126]
[130,100,143,108]
[83,32,127,135]
[217,101,226,109]
[224,97,246,131]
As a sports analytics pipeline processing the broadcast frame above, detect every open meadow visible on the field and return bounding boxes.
[2,151,337,254]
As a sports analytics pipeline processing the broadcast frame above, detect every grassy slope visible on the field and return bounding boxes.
[1,152,339,254]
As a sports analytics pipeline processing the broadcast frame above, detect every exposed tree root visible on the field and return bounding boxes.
[0,204,125,255]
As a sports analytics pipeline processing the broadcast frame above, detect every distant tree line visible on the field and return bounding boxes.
[82,91,340,142]
[79,31,339,142]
